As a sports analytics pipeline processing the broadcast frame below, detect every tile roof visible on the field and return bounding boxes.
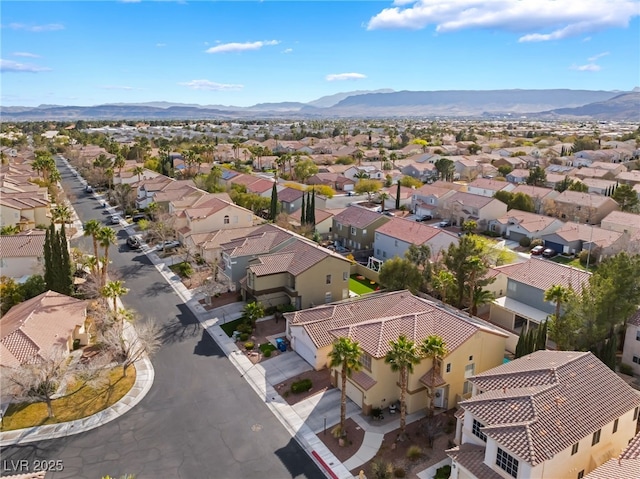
[430,180,466,192]
[419,368,446,388]
[554,190,618,208]
[510,184,556,199]
[413,184,454,198]
[601,210,640,229]
[494,210,560,233]
[0,291,87,368]
[0,229,46,257]
[286,290,507,353]
[461,351,640,466]
[187,226,262,251]
[289,208,335,224]
[221,226,293,257]
[494,258,591,294]
[547,222,622,247]
[278,187,304,202]
[350,370,377,390]
[468,178,512,191]
[628,309,640,327]
[447,191,496,209]
[375,217,457,246]
[447,443,502,479]
[333,206,389,229]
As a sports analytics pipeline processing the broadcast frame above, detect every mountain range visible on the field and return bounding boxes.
[2,89,638,121]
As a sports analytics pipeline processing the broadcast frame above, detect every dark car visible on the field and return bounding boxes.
[530,245,545,256]
[126,236,142,249]
[132,214,147,223]
[416,215,433,222]
[542,248,557,258]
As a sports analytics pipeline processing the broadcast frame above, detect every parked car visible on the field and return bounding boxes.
[416,215,433,222]
[438,219,452,228]
[158,240,181,251]
[530,245,545,256]
[110,215,120,225]
[85,185,93,193]
[126,236,142,249]
[132,214,148,223]
[383,211,395,217]
[542,248,557,258]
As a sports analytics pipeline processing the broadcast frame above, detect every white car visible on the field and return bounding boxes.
[110,215,120,225]
[158,240,181,250]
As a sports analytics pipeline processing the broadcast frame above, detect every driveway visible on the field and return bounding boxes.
[293,389,359,434]
[0,157,324,479]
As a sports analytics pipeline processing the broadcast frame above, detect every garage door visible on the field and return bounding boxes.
[544,241,564,254]
[292,337,316,369]
[345,380,363,408]
[508,231,526,242]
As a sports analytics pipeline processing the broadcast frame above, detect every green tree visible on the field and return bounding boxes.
[269,182,279,221]
[525,166,547,187]
[307,184,335,198]
[395,182,401,210]
[385,335,422,437]
[0,225,21,235]
[300,193,306,226]
[611,184,639,212]
[434,158,455,182]
[51,204,72,224]
[568,180,588,193]
[131,166,145,182]
[493,190,513,206]
[44,223,72,295]
[243,301,265,328]
[379,257,424,294]
[497,165,513,177]
[101,280,129,313]
[508,192,535,213]
[97,226,117,285]
[405,244,432,283]
[399,176,423,189]
[431,269,455,304]
[83,219,102,275]
[354,179,383,202]
[419,336,447,417]
[470,286,495,317]
[329,337,362,437]
[293,158,318,183]
[0,276,25,316]
[20,274,47,300]
[544,284,570,350]
[461,220,477,234]
[443,236,488,308]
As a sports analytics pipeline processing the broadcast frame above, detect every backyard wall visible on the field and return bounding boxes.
[350,263,380,283]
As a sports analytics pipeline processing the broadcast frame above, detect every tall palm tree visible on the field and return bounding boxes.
[83,219,102,275]
[113,154,126,177]
[131,166,145,182]
[432,270,455,304]
[328,337,362,438]
[385,335,422,438]
[470,286,495,317]
[51,204,72,224]
[101,280,129,313]
[377,192,390,212]
[544,284,570,350]
[419,336,448,417]
[97,226,117,284]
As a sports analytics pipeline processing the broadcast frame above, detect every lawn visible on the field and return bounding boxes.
[1,365,136,431]
[259,342,277,354]
[349,275,379,295]
[551,255,596,271]
[220,317,244,337]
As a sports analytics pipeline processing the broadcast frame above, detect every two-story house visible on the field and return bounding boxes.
[332,206,390,253]
[489,259,591,350]
[285,291,509,414]
[467,178,515,198]
[547,190,619,224]
[307,173,355,192]
[622,309,640,376]
[439,192,508,230]
[0,229,46,279]
[584,432,640,479]
[134,175,174,209]
[488,211,564,243]
[242,238,352,310]
[402,161,438,182]
[449,350,640,479]
[540,222,626,260]
[344,165,384,181]
[454,157,482,181]
[0,192,51,230]
[373,217,459,261]
[600,210,640,236]
[411,184,457,219]
[277,187,305,214]
[509,185,559,215]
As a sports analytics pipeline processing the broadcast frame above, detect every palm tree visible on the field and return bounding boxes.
[131,166,145,182]
[83,219,102,275]
[432,270,455,304]
[354,170,370,181]
[51,204,72,224]
[97,226,117,284]
[113,154,126,178]
[544,284,569,350]
[101,280,129,313]
[385,335,422,438]
[328,337,362,438]
[377,192,390,212]
[243,301,265,328]
[470,286,495,317]
[419,336,447,417]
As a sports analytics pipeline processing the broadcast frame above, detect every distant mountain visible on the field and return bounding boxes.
[540,92,640,121]
[1,89,634,121]
[307,89,395,108]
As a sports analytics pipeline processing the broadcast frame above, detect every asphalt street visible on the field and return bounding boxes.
[0,159,324,479]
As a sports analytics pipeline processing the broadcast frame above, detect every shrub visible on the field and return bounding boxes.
[370,459,393,479]
[244,341,254,350]
[291,378,313,394]
[519,236,531,247]
[406,445,422,461]
[619,363,633,375]
[530,238,543,248]
[73,339,81,350]
[177,262,193,278]
[393,467,406,478]
[578,249,597,266]
[263,349,272,358]
[239,332,249,342]
[434,465,452,479]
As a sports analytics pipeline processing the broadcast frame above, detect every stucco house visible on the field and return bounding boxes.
[466,178,515,198]
[621,309,640,376]
[373,217,459,261]
[547,190,619,224]
[411,184,457,219]
[183,225,262,265]
[539,222,626,260]
[344,165,384,181]
[0,291,90,368]
[332,206,390,253]
[454,157,482,181]
[277,187,304,214]
[439,192,508,230]
[509,185,559,215]
[504,169,530,184]
[600,210,640,236]
[285,291,508,415]
[448,350,640,479]
[401,161,438,182]
[288,207,335,237]
[0,192,51,230]
[241,238,352,310]
[488,211,564,243]
[0,229,46,279]
[584,432,640,479]
[307,173,355,192]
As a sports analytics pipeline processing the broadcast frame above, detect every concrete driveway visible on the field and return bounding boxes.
[293,389,359,434]
[258,351,313,385]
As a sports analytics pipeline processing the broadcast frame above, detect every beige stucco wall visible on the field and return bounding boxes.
[296,257,351,309]
[187,205,254,235]
[0,256,44,279]
[622,323,640,375]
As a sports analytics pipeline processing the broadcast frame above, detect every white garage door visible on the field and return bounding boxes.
[345,380,363,408]
[292,337,317,369]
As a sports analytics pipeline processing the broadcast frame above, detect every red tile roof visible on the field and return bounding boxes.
[494,258,591,295]
[333,206,389,229]
[0,229,46,257]
[462,351,640,466]
[447,444,502,479]
[375,217,457,245]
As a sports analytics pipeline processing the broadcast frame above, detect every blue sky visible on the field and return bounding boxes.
[2,0,639,107]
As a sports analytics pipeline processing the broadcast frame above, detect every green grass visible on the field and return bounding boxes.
[220,317,244,337]
[349,275,379,295]
[259,342,277,354]
[551,255,596,271]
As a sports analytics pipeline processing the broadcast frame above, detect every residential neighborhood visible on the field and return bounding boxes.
[1,118,639,479]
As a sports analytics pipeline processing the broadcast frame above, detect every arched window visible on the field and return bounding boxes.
[223,215,230,224]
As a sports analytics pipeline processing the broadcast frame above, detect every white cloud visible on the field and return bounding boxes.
[326,73,367,82]
[5,22,64,32]
[0,59,51,73]
[12,52,40,58]
[178,80,244,91]
[282,48,293,54]
[588,51,610,62]
[367,1,639,42]
[571,63,601,72]
[205,40,279,54]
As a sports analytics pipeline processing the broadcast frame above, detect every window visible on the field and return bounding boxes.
[613,418,619,434]
[325,292,332,303]
[363,229,367,235]
[472,419,487,442]
[464,363,475,378]
[592,429,601,446]
[326,274,332,285]
[383,251,387,258]
[360,353,372,371]
[571,443,579,455]
[339,223,343,231]
[496,448,519,478]
[343,271,348,281]
[468,356,473,361]
[577,471,584,479]
[508,281,517,293]
[636,330,640,341]
[634,407,639,421]
[446,363,451,373]
[376,249,380,256]
[634,356,640,364]
[350,226,356,235]
[463,381,472,395]
[223,215,230,224]
[394,240,398,247]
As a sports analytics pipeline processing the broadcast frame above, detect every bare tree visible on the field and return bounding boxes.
[100,320,161,378]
